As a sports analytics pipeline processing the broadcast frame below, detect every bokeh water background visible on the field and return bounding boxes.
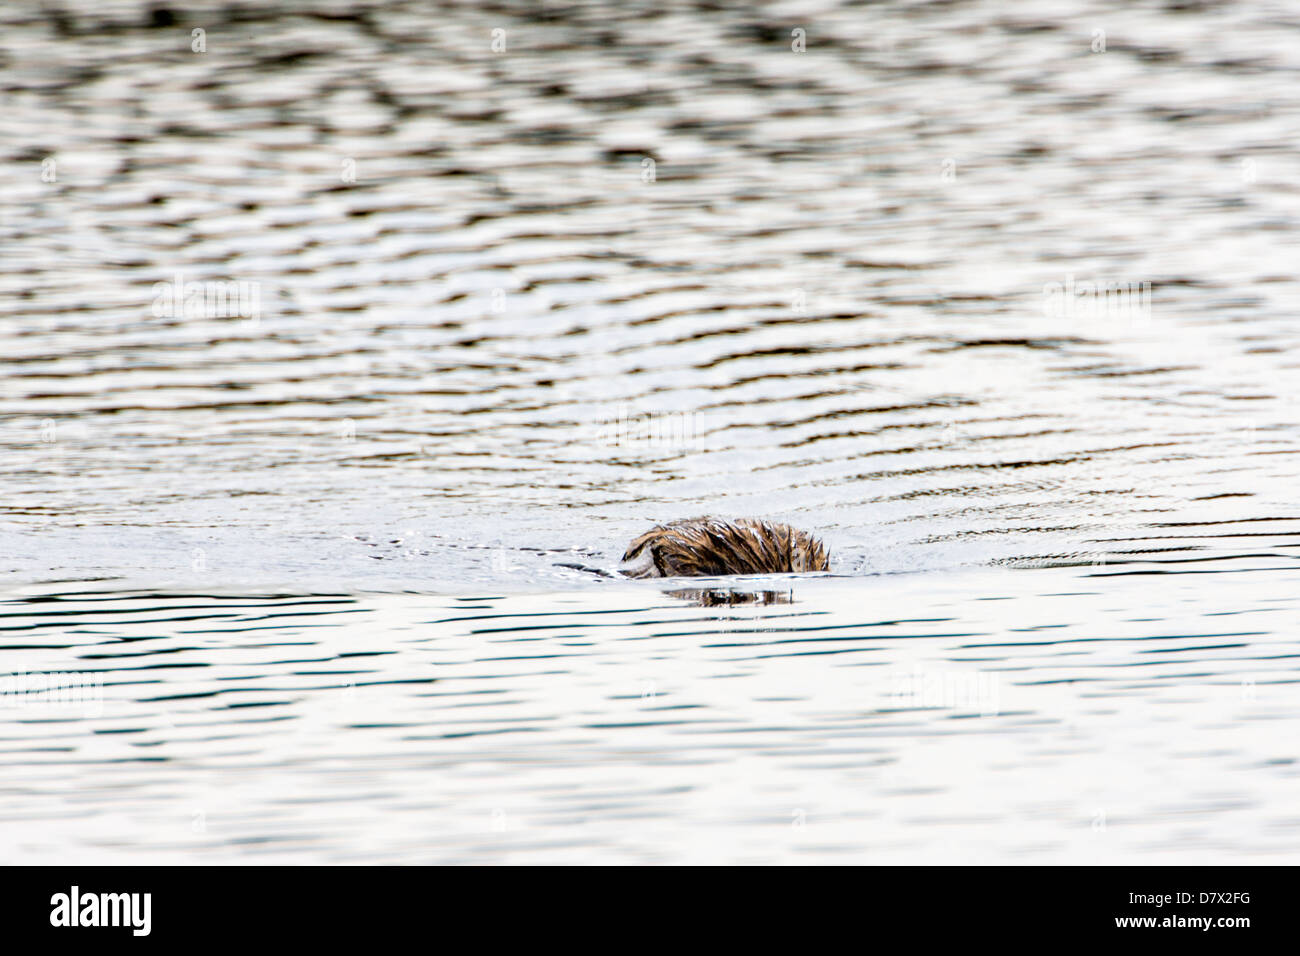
[1,0,1298,863]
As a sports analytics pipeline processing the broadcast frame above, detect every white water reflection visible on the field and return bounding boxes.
[1,0,1299,863]
[0,565,1296,864]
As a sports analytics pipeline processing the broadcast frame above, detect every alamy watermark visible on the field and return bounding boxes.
[0,671,104,718]
[595,405,707,450]
[50,886,150,936]
[151,271,262,323]
[1043,274,1151,325]
[885,669,1001,717]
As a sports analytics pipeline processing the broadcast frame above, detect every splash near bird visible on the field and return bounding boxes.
[621,517,830,578]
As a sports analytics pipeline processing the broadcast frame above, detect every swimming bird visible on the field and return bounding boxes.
[620,517,830,578]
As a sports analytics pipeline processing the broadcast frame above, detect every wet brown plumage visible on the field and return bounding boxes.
[621,517,830,578]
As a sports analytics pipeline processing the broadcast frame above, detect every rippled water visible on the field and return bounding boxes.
[1,0,1299,863]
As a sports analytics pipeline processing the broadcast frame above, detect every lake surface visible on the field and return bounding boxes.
[1,0,1298,863]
